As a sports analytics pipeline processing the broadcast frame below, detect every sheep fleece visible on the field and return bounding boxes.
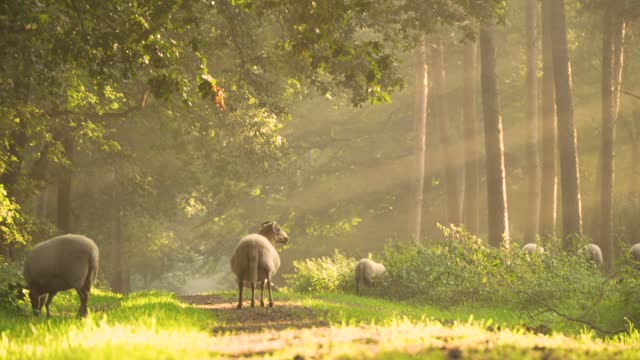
[230,234,280,283]
[24,234,99,292]
[355,259,385,286]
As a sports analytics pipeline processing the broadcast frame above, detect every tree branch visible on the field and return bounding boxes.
[44,89,149,120]
[621,89,640,100]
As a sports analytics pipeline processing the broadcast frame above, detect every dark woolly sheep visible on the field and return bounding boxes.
[580,243,603,266]
[230,221,289,309]
[354,259,385,295]
[23,234,99,317]
[522,243,544,255]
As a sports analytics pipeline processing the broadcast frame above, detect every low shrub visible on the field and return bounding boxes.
[285,249,357,293]
[0,257,28,313]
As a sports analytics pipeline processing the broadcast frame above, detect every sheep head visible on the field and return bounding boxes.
[259,221,289,245]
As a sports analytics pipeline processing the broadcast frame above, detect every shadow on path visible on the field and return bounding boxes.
[179,294,330,334]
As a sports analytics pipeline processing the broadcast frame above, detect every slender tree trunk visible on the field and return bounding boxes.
[599,8,615,269]
[631,122,640,197]
[109,165,129,293]
[550,0,582,249]
[110,206,125,293]
[524,0,541,244]
[56,136,73,233]
[410,34,428,242]
[432,39,460,225]
[36,186,48,218]
[463,38,480,235]
[479,24,510,249]
[539,0,558,239]
[612,19,625,118]
[599,11,625,270]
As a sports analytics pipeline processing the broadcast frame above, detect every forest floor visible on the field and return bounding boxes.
[1,290,639,359]
[178,292,639,359]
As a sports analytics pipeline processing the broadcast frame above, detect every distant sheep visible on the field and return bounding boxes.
[630,243,640,263]
[522,243,544,255]
[580,243,603,266]
[230,221,289,309]
[23,234,99,317]
[354,259,385,295]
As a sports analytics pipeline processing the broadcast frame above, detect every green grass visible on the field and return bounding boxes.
[0,290,217,359]
[0,290,638,359]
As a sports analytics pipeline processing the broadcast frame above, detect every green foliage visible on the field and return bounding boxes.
[379,226,608,308]
[0,185,26,245]
[287,226,640,333]
[285,249,357,293]
[0,258,27,314]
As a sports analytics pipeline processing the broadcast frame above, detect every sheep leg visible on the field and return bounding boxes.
[250,281,256,307]
[37,294,47,315]
[356,280,360,296]
[237,280,243,309]
[45,291,57,317]
[75,288,89,317]
[267,276,274,308]
[260,281,265,307]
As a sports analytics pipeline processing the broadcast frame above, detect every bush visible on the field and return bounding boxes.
[285,249,357,293]
[284,224,640,332]
[379,225,607,309]
[0,257,28,313]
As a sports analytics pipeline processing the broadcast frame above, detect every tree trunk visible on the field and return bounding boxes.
[479,24,510,249]
[432,39,460,226]
[550,0,583,249]
[110,205,126,293]
[539,0,557,239]
[56,136,73,233]
[612,19,625,118]
[463,38,480,235]
[524,0,541,244]
[108,165,130,293]
[598,11,625,270]
[409,34,429,242]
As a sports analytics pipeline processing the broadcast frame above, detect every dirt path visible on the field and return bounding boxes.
[180,294,358,358]
[177,294,630,359]
[179,294,421,359]
[180,294,330,334]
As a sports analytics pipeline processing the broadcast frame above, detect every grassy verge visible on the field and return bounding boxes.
[0,290,217,359]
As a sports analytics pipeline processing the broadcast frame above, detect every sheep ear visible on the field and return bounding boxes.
[261,221,271,227]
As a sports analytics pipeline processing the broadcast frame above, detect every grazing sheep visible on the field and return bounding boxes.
[230,221,289,309]
[354,259,385,295]
[630,243,640,263]
[580,243,603,266]
[522,243,544,255]
[23,234,99,317]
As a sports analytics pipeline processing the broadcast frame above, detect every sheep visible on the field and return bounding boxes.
[354,259,385,295]
[230,221,289,309]
[580,243,603,266]
[630,243,640,263]
[23,234,99,317]
[522,243,544,255]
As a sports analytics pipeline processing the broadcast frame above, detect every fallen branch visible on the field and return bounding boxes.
[521,291,623,335]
